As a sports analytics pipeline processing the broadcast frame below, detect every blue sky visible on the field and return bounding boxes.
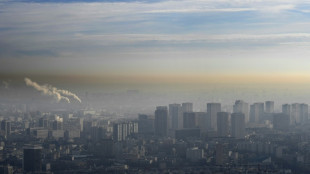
[1,0,310,85]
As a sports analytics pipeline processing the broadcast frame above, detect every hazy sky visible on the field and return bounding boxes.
[1,0,310,86]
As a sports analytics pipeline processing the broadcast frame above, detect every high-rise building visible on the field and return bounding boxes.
[52,120,63,130]
[290,103,309,125]
[39,118,48,128]
[155,106,168,137]
[138,114,154,135]
[113,122,138,141]
[182,102,193,113]
[282,104,291,124]
[195,112,209,133]
[1,120,10,136]
[291,103,300,125]
[273,113,290,131]
[301,104,308,123]
[231,113,245,139]
[169,104,183,130]
[91,126,106,142]
[217,112,229,137]
[113,123,126,141]
[183,112,196,129]
[207,103,221,131]
[233,100,249,123]
[265,101,274,113]
[23,145,42,173]
[249,103,264,123]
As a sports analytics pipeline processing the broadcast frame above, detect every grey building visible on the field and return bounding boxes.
[155,106,168,137]
[231,113,245,139]
[207,103,221,131]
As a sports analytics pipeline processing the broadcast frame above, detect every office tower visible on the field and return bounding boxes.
[207,103,221,131]
[83,120,97,134]
[231,113,245,139]
[169,104,183,130]
[301,104,308,123]
[39,118,48,128]
[113,123,128,141]
[113,122,137,142]
[6,121,10,136]
[217,112,229,137]
[138,114,154,134]
[23,145,42,173]
[52,120,63,130]
[282,104,291,124]
[182,102,193,113]
[1,120,10,136]
[155,106,168,137]
[233,100,249,123]
[91,126,106,142]
[249,103,264,123]
[290,103,309,124]
[127,122,138,135]
[265,101,274,113]
[291,103,300,124]
[183,112,196,128]
[273,113,290,131]
[196,112,209,133]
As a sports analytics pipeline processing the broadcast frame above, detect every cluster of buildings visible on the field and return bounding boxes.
[0,100,308,173]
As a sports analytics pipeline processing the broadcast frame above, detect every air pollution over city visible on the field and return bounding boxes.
[1,0,310,173]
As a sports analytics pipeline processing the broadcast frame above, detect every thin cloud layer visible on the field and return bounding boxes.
[1,0,310,78]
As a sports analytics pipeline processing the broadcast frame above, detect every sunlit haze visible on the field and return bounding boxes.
[1,0,310,109]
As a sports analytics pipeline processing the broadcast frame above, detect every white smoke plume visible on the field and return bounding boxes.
[51,87,82,103]
[24,78,81,103]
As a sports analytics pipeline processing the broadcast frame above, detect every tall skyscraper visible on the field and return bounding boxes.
[301,104,308,123]
[291,103,309,125]
[207,103,221,131]
[39,117,48,128]
[195,112,209,133]
[23,145,42,173]
[113,123,127,141]
[231,113,245,139]
[1,120,10,136]
[182,102,193,113]
[233,100,249,123]
[282,104,291,124]
[155,106,168,137]
[291,103,300,125]
[265,101,274,113]
[138,114,154,135]
[249,103,264,123]
[183,112,196,129]
[113,122,138,141]
[169,104,183,130]
[52,120,63,130]
[217,112,229,137]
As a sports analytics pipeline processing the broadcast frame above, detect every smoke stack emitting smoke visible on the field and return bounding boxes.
[24,78,81,103]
